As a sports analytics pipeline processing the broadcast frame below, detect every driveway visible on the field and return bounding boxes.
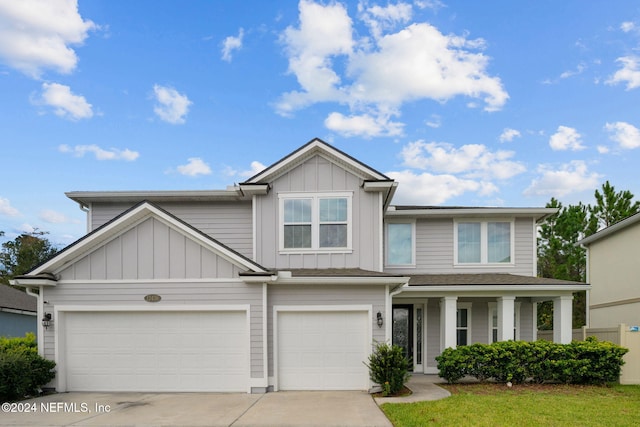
[1,391,392,427]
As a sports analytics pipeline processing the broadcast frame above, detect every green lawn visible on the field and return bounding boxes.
[380,383,640,426]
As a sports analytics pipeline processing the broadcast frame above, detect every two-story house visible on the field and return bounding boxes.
[12,138,587,393]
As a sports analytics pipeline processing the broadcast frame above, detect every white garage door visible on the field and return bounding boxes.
[277,311,370,390]
[64,310,248,392]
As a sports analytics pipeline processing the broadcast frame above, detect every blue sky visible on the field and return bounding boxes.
[1,0,640,247]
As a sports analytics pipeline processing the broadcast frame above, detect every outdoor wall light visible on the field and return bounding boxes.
[376,311,383,328]
[42,313,52,330]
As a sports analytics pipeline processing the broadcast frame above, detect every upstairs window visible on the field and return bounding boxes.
[455,220,514,264]
[386,222,415,266]
[280,193,352,251]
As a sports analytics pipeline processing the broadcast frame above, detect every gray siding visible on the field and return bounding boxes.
[89,201,253,259]
[58,218,242,281]
[0,311,36,338]
[425,299,440,369]
[266,284,386,377]
[387,217,535,275]
[42,280,265,382]
[255,155,381,270]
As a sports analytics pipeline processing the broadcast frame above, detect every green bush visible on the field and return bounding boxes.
[0,333,56,401]
[436,338,628,385]
[365,342,411,396]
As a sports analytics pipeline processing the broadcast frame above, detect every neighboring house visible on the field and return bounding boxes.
[579,212,640,328]
[0,284,37,337]
[12,138,587,393]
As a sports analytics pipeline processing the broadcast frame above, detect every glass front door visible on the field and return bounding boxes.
[392,304,413,369]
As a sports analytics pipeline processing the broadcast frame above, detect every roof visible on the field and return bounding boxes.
[578,211,640,246]
[279,268,404,278]
[0,284,36,312]
[408,273,586,287]
[387,206,558,222]
[66,189,247,206]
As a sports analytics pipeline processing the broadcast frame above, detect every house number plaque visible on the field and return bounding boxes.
[144,294,162,303]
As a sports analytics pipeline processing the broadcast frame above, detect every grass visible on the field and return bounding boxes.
[380,383,640,426]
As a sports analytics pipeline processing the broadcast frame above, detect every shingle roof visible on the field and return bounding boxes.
[283,268,404,278]
[408,273,587,287]
[0,285,36,312]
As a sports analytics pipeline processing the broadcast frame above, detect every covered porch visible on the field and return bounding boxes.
[388,273,589,374]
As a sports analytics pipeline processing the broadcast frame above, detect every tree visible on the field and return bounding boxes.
[537,198,588,329]
[0,230,58,285]
[587,181,640,236]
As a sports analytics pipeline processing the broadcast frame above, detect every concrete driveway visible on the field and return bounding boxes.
[1,391,392,427]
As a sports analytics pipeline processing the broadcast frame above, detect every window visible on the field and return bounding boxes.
[280,193,352,251]
[455,220,513,264]
[386,222,415,266]
[488,302,520,342]
[456,303,472,346]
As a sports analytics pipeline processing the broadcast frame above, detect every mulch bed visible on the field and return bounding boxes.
[372,385,413,398]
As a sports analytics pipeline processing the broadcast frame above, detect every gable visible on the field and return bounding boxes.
[271,154,364,192]
[28,202,267,282]
[57,217,242,280]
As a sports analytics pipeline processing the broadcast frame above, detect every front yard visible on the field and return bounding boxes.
[380,383,640,426]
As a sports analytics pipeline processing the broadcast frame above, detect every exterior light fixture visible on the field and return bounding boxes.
[376,311,383,328]
[42,313,52,330]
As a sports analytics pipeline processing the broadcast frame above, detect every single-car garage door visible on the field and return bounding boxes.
[277,310,370,390]
[63,310,248,392]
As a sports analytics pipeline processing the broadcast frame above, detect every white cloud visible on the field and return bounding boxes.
[221,28,244,62]
[524,161,602,197]
[153,84,192,124]
[621,21,636,33]
[597,145,610,154]
[415,0,446,11]
[240,161,266,178]
[324,111,404,138]
[39,209,78,224]
[176,157,212,177]
[0,197,19,216]
[549,126,585,151]
[276,0,508,136]
[386,170,498,205]
[605,121,640,149]
[36,82,93,120]
[559,63,586,79]
[425,114,441,128]
[58,144,139,161]
[399,140,526,180]
[499,128,521,142]
[607,56,640,90]
[0,0,96,78]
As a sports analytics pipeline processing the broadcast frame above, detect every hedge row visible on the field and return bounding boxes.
[0,333,56,401]
[435,337,628,385]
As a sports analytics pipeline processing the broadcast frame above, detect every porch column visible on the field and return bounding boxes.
[553,295,573,344]
[497,296,515,341]
[440,296,458,350]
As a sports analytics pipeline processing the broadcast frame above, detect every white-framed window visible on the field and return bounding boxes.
[279,192,352,252]
[385,221,415,266]
[454,220,514,265]
[456,303,472,346]
[488,302,521,342]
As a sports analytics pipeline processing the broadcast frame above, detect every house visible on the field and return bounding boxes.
[0,284,37,337]
[579,212,640,328]
[11,138,588,393]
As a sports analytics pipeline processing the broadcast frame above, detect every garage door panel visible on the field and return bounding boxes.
[64,310,248,392]
[278,311,369,390]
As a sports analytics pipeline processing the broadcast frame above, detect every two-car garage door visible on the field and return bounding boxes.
[63,310,248,392]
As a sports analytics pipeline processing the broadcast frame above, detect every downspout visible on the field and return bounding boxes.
[25,286,44,356]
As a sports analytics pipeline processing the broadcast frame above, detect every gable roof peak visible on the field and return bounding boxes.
[243,137,390,184]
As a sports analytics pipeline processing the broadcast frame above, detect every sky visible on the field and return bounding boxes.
[1,0,640,247]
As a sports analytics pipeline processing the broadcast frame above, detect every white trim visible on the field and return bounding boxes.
[0,307,36,316]
[532,218,538,276]
[386,207,558,220]
[55,278,246,285]
[262,283,268,386]
[532,302,538,341]
[488,301,521,342]
[272,276,410,286]
[278,192,353,253]
[384,219,416,268]
[54,304,251,393]
[454,219,515,266]
[379,192,384,271]
[272,304,372,392]
[252,195,257,261]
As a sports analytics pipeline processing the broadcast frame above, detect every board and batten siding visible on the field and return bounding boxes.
[89,201,253,259]
[254,155,382,270]
[387,217,536,275]
[266,284,386,377]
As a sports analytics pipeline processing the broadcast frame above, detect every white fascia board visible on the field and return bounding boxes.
[396,284,590,294]
[386,207,558,221]
[10,278,57,287]
[272,276,410,286]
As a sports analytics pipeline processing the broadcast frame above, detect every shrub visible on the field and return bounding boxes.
[365,342,410,396]
[0,333,56,401]
[436,338,628,385]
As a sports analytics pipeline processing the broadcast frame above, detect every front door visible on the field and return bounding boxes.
[392,304,413,369]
